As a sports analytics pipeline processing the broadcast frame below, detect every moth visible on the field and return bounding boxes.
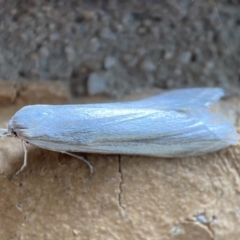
[0,88,238,174]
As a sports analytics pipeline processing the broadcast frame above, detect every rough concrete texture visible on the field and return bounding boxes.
[0,82,240,239]
[0,0,239,97]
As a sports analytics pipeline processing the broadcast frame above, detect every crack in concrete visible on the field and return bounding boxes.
[118,155,125,215]
[200,221,215,240]
[207,225,215,240]
[118,155,132,224]
[199,218,215,240]
[191,213,216,240]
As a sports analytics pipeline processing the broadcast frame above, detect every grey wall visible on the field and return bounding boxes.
[0,0,239,97]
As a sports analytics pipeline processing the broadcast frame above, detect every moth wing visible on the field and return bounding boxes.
[83,105,239,156]
[127,88,224,110]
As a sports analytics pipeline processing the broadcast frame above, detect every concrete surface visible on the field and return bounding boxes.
[0,82,240,239]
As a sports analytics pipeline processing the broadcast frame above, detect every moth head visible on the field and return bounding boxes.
[8,119,19,138]
[2,105,50,140]
[0,115,24,139]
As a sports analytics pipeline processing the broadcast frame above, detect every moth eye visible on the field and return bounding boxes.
[11,130,18,137]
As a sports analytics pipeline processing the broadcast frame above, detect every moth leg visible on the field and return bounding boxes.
[15,140,28,175]
[62,152,93,177]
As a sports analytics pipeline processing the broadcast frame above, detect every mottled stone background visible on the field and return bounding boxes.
[0,0,239,97]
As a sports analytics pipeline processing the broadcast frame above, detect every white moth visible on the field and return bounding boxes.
[0,88,238,174]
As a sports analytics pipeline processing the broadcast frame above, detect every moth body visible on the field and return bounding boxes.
[6,88,238,158]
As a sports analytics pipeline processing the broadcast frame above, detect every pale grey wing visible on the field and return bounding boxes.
[50,88,224,111]
[14,103,238,157]
[125,87,224,110]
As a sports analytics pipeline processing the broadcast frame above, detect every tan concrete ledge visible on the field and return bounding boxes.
[0,81,239,239]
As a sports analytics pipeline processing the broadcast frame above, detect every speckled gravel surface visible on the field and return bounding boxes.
[0,0,239,97]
